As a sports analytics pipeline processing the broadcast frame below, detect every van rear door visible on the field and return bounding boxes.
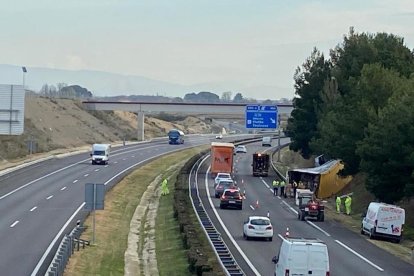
[376,206,405,236]
[308,246,329,276]
[289,244,308,275]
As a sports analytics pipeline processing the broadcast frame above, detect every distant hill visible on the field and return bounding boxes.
[0,64,293,100]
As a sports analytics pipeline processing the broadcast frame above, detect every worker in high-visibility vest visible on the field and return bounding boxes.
[336,196,341,213]
[280,180,286,198]
[272,180,279,196]
[345,196,352,215]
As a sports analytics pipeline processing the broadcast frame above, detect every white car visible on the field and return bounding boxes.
[214,173,232,185]
[235,145,247,153]
[215,134,223,139]
[243,216,273,241]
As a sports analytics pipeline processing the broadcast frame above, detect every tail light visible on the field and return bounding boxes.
[375,220,378,226]
[266,226,272,230]
[221,195,226,200]
[285,269,289,276]
[248,225,255,229]
[239,195,243,200]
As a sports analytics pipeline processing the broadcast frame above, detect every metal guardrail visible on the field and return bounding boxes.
[45,225,89,276]
[270,142,291,182]
[189,156,244,276]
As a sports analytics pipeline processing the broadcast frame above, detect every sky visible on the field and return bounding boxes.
[0,0,413,99]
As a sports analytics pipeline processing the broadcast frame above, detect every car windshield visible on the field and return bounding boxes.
[250,219,270,226]
[218,174,231,179]
[93,150,105,156]
[224,191,240,197]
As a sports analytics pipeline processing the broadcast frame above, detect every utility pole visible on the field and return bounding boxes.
[277,114,281,162]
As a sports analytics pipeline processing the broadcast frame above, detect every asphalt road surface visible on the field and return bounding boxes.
[196,139,414,276]
[0,134,243,276]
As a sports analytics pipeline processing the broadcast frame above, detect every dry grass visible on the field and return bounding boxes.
[64,147,202,276]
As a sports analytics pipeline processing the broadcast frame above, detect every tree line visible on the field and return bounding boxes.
[39,83,93,99]
[286,27,414,203]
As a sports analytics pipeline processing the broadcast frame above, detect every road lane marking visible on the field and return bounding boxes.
[31,203,85,276]
[204,165,261,276]
[335,240,384,272]
[281,200,298,215]
[122,158,126,161]
[105,165,109,168]
[306,220,331,236]
[30,206,37,212]
[61,187,67,191]
[84,174,89,177]
[10,221,19,227]
[249,205,255,210]
[94,169,100,172]
[46,195,53,200]
[73,180,78,183]
[269,188,274,193]
[131,155,135,158]
[114,161,118,164]
[260,178,270,188]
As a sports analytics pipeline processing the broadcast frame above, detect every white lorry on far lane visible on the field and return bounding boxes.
[90,144,111,165]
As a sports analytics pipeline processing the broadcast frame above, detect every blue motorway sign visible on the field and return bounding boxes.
[245,105,278,129]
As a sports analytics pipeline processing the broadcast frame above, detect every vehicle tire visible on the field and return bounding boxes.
[215,194,219,198]
[243,232,246,239]
[92,161,95,165]
[318,213,324,222]
[369,228,375,240]
[297,212,300,220]
[300,211,305,221]
[239,205,243,210]
[269,237,273,242]
[360,225,364,235]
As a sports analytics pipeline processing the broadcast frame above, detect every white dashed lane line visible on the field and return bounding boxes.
[114,161,118,164]
[249,205,255,210]
[94,169,100,172]
[104,165,109,168]
[122,158,126,161]
[84,174,89,177]
[46,195,53,200]
[73,180,78,183]
[131,155,135,158]
[60,187,67,191]
[30,206,37,212]
[10,221,19,228]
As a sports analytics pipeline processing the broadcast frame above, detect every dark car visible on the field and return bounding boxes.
[220,188,243,209]
[214,180,236,198]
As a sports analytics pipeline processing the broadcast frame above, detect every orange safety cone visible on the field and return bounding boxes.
[285,227,290,238]
[255,199,259,209]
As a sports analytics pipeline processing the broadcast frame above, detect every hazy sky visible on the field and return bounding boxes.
[1,0,413,99]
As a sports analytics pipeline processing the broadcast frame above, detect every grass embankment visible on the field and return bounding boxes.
[65,147,207,275]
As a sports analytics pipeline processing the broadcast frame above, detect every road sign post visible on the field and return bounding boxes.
[85,183,105,244]
[245,105,278,129]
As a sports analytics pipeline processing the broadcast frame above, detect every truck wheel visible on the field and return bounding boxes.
[300,211,305,221]
[92,161,95,165]
[360,225,364,235]
[269,237,273,242]
[318,213,324,222]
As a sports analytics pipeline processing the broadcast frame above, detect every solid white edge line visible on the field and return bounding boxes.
[306,220,331,237]
[281,200,298,215]
[10,221,19,227]
[31,203,85,276]
[31,142,206,275]
[261,179,270,189]
[334,240,384,272]
[204,165,261,276]
[30,206,37,212]
[249,205,255,210]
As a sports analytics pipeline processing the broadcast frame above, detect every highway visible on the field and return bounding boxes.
[0,135,233,276]
[195,140,414,276]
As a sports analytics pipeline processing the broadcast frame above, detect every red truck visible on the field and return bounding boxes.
[210,142,235,178]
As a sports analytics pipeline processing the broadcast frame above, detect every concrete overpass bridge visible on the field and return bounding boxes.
[82,101,293,140]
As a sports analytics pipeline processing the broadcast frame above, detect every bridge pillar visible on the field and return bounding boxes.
[137,111,145,141]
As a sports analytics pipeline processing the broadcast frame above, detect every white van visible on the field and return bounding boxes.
[91,144,111,165]
[272,237,330,276]
[361,202,405,243]
[262,136,272,146]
